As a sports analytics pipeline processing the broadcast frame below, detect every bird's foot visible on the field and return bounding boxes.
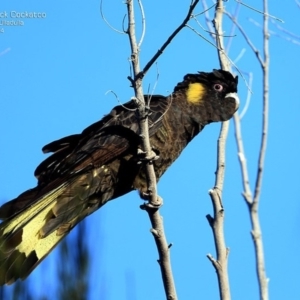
[140,190,163,209]
[136,148,160,164]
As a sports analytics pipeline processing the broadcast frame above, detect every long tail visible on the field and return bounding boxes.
[0,170,107,285]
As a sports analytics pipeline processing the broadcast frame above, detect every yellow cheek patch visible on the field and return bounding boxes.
[186,83,205,104]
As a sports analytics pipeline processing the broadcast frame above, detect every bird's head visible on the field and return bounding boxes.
[173,69,239,123]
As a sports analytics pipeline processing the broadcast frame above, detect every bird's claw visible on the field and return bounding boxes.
[136,148,159,164]
[140,191,163,209]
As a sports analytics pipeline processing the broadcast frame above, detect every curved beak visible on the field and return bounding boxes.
[225,92,240,112]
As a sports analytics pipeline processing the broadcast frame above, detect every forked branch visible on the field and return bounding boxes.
[139,0,200,79]
[229,0,270,299]
[206,1,231,300]
[125,0,176,299]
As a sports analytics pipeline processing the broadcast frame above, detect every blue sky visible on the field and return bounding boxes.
[1,0,300,299]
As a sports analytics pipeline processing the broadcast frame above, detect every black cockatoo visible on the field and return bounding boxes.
[0,69,239,284]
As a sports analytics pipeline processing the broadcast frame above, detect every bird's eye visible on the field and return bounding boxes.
[213,84,223,91]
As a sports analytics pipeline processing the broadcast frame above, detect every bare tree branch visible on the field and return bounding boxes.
[229,1,270,299]
[254,0,269,205]
[201,0,215,36]
[125,1,177,299]
[142,207,177,300]
[239,71,253,119]
[137,0,146,47]
[194,2,216,17]
[206,1,231,300]
[249,18,300,46]
[270,19,300,40]
[234,0,284,22]
[126,0,159,205]
[225,12,264,66]
[186,24,219,48]
[251,2,270,297]
[100,0,125,34]
[190,3,251,88]
[140,0,200,79]
[233,113,253,204]
[226,2,241,54]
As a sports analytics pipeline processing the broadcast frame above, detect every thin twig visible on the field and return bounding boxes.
[234,0,284,23]
[206,1,231,300]
[191,17,236,38]
[137,0,146,47]
[100,0,125,34]
[105,90,136,111]
[187,19,250,91]
[186,24,219,48]
[194,2,216,17]
[249,18,300,46]
[271,19,300,40]
[225,12,264,67]
[225,1,241,54]
[239,71,253,119]
[201,0,215,39]
[146,63,160,105]
[233,48,246,64]
[140,0,200,79]
[233,112,253,204]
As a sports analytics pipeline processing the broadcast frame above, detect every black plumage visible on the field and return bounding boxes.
[0,69,239,284]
